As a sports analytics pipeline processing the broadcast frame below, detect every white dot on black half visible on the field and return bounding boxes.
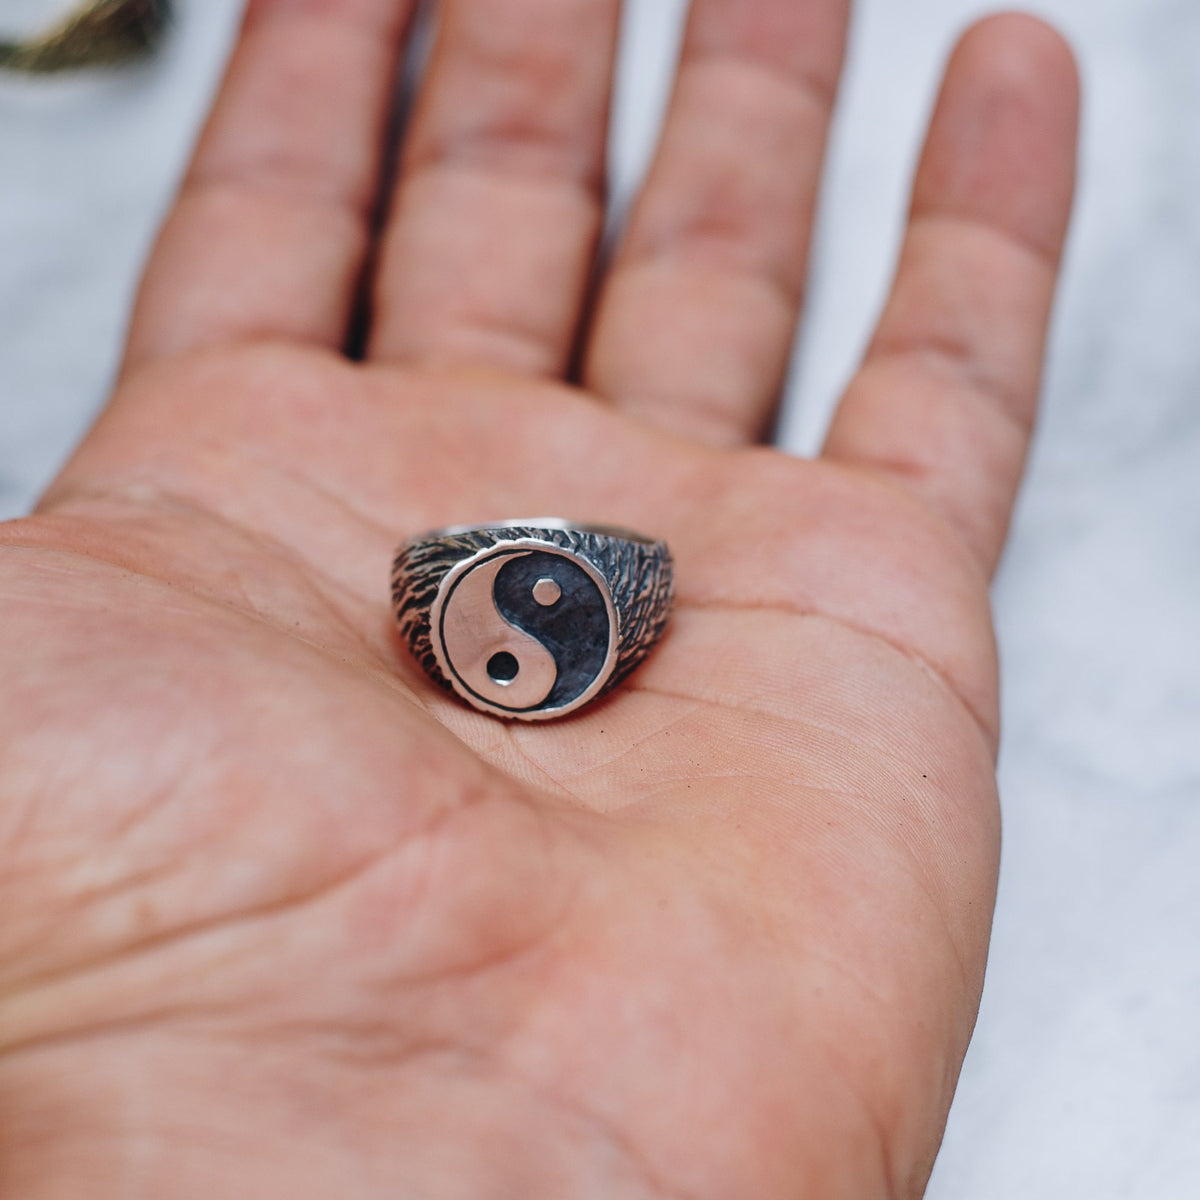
[532,577,562,606]
[435,548,615,716]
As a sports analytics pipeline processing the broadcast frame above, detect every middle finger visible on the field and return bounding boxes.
[585,0,851,446]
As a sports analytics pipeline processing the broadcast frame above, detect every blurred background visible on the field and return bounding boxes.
[1,0,1197,1192]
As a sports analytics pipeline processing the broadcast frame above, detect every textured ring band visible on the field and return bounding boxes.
[392,519,674,721]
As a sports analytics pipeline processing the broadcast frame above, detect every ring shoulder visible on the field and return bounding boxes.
[580,534,674,693]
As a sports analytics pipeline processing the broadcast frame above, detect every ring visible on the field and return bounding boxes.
[392,519,674,721]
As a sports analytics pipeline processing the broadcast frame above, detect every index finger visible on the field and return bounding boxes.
[824,15,1080,575]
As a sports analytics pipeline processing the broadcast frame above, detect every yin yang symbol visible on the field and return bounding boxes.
[431,544,617,718]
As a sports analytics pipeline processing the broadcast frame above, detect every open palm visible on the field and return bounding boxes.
[0,2,1078,1196]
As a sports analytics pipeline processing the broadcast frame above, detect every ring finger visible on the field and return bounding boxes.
[368,0,622,377]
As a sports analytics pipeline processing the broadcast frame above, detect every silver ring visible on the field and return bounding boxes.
[392,519,674,721]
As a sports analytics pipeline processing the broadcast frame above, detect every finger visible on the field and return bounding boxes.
[368,0,621,375]
[583,0,850,446]
[123,0,416,371]
[823,14,1080,575]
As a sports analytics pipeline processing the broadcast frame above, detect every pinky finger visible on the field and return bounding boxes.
[823,14,1080,576]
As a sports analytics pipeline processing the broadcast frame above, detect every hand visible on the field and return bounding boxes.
[0,2,1078,1195]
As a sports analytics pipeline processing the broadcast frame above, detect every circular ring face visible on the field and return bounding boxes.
[429,542,619,720]
[393,520,674,722]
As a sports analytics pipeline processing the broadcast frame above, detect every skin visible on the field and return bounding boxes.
[0,1,1079,1196]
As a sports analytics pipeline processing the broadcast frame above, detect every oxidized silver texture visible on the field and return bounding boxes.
[392,520,674,720]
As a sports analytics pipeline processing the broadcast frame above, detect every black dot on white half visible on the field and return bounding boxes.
[486,651,520,684]
[491,551,611,710]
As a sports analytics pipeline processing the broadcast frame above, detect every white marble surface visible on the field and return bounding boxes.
[2,0,1198,1193]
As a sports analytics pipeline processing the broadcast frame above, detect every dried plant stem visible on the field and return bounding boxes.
[0,0,170,73]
